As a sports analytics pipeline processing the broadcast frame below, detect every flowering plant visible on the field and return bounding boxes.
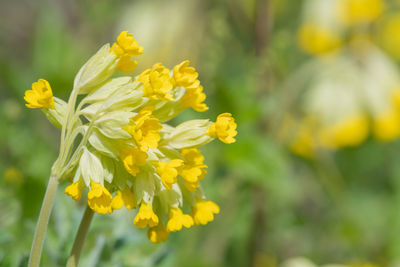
[25,31,237,267]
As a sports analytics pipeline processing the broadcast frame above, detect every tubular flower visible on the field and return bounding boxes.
[191,200,220,226]
[180,148,207,192]
[125,107,162,151]
[88,182,113,215]
[147,223,169,243]
[138,63,174,100]
[207,113,238,144]
[65,180,85,201]
[111,187,136,210]
[181,85,208,112]
[134,202,159,228]
[121,147,148,176]
[157,159,184,189]
[110,31,143,72]
[24,79,55,109]
[166,208,193,232]
[26,31,236,243]
[173,60,200,90]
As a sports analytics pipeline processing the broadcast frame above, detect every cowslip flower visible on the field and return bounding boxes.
[25,31,237,245]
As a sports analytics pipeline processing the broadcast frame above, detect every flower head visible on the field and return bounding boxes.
[24,79,55,109]
[111,31,143,72]
[207,113,238,144]
[27,31,236,243]
[166,208,193,232]
[138,63,174,100]
[191,200,220,226]
[87,182,113,215]
[134,202,159,228]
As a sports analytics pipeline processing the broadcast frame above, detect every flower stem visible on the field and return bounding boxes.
[66,205,95,267]
[28,174,59,267]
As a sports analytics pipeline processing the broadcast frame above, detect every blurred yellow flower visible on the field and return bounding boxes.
[3,167,24,186]
[298,24,343,55]
[134,202,159,228]
[337,0,384,25]
[380,14,400,60]
[166,208,193,232]
[207,113,237,144]
[191,200,220,226]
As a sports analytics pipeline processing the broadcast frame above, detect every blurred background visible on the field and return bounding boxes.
[3,0,400,266]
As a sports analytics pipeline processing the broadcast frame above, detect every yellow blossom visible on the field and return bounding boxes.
[134,202,159,228]
[180,148,207,191]
[373,109,400,141]
[157,159,184,189]
[173,60,200,89]
[191,200,220,226]
[337,0,384,25]
[65,180,85,201]
[110,31,143,72]
[182,85,208,112]
[111,187,137,210]
[207,113,237,144]
[126,107,162,151]
[166,208,193,232]
[298,24,342,55]
[318,115,369,148]
[87,182,113,214]
[147,223,169,243]
[138,63,174,100]
[121,147,148,176]
[24,79,55,109]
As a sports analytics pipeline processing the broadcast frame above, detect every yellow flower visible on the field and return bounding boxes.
[191,200,220,226]
[166,208,193,232]
[110,31,143,72]
[87,182,113,214]
[298,24,342,55]
[181,85,208,112]
[157,159,184,189]
[380,14,400,60]
[65,180,85,201]
[147,223,169,243]
[138,63,174,100]
[207,113,237,144]
[173,60,200,89]
[111,187,137,210]
[134,202,159,228]
[180,148,207,192]
[337,0,384,25]
[24,79,55,109]
[373,109,400,141]
[126,107,162,151]
[121,147,148,176]
[318,114,369,148]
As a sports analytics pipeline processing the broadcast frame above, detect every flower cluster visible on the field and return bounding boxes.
[24,31,237,243]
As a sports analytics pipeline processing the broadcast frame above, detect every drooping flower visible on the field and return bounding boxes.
[157,159,184,189]
[147,223,169,243]
[111,187,136,210]
[24,79,55,109]
[134,202,159,228]
[166,208,193,232]
[65,180,85,201]
[191,200,220,226]
[87,182,113,215]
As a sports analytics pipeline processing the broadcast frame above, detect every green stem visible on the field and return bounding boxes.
[66,205,95,267]
[28,174,59,267]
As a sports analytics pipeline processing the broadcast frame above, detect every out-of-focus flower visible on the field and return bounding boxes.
[281,43,400,157]
[379,13,400,60]
[337,0,384,26]
[26,31,237,243]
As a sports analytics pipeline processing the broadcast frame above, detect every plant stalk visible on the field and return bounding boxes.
[66,205,95,267]
[28,174,59,267]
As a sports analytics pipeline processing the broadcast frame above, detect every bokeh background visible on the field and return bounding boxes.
[3,0,400,266]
